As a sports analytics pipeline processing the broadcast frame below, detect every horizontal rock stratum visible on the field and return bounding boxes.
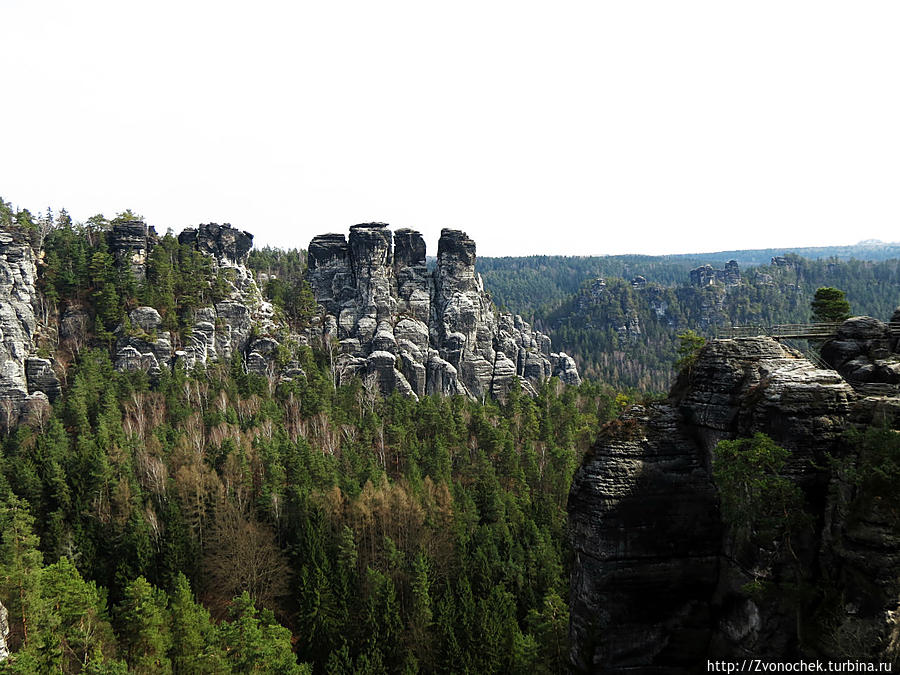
[306,224,580,400]
[568,329,900,670]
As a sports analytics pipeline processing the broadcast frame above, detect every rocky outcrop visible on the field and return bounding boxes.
[106,223,285,376]
[689,260,741,287]
[113,307,172,376]
[569,331,900,670]
[25,357,61,400]
[568,403,720,672]
[0,599,8,662]
[178,222,252,267]
[109,221,156,281]
[176,225,277,371]
[307,224,579,400]
[0,227,56,428]
[820,316,900,391]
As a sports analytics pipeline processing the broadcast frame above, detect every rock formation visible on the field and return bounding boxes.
[0,599,8,662]
[820,316,900,391]
[569,325,900,670]
[108,220,156,281]
[306,224,579,400]
[689,259,741,287]
[176,223,277,371]
[0,227,60,428]
[108,222,283,377]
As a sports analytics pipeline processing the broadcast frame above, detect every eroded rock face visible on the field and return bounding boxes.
[106,222,288,379]
[0,599,8,662]
[113,307,172,376]
[568,403,720,673]
[821,316,900,390]
[0,227,54,428]
[109,221,156,281]
[568,335,900,670]
[307,225,579,399]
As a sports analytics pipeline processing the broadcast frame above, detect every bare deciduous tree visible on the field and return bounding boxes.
[201,503,290,616]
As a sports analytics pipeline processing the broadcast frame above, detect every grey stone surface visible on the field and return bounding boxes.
[109,221,156,281]
[0,227,41,428]
[306,225,579,399]
[569,333,900,669]
[0,599,8,662]
[113,307,172,375]
[25,356,61,400]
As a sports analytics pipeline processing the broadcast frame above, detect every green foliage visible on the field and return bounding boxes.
[712,433,808,548]
[483,254,900,391]
[115,577,172,674]
[675,329,706,373]
[0,330,612,672]
[218,592,309,674]
[0,495,44,649]
[810,286,851,323]
[836,425,900,524]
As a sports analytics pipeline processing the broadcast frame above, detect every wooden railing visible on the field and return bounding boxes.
[719,322,900,340]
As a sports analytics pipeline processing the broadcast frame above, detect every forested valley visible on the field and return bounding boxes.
[480,252,900,391]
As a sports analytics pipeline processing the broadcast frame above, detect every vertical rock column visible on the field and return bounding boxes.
[0,228,48,428]
[109,221,155,282]
[568,404,721,673]
[432,229,497,399]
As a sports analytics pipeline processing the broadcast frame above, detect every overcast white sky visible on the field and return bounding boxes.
[1,1,898,257]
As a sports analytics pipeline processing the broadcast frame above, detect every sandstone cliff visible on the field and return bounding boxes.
[0,599,7,663]
[569,327,900,670]
[307,224,579,400]
[110,222,285,378]
[0,227,61,428]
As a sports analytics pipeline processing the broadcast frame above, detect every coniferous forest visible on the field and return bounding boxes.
[4,199,900,672]
[0,202,622,674]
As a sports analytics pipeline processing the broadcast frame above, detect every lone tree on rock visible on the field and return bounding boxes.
[810,286,851,323]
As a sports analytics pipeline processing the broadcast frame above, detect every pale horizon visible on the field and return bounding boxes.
[2,1,898,257]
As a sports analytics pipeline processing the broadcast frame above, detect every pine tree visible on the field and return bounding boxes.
[810,286,851,323]
[168,573,228,674]
[115,576,172,674]
[0,495,45,648]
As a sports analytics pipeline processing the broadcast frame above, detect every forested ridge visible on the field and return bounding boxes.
[481,253,900,391]
[0,203,623,673]
[4,197,900,672]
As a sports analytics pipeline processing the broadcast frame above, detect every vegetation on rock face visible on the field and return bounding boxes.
[712,433,808,550]
[674,330,706,374]
[481,254,900,391]
[810,286,851,324]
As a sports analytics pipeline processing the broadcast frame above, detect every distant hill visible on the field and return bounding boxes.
[479,251,900,392]
[478,242,900,318]
[662,240,900,266]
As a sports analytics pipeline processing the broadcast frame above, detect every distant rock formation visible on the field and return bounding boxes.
[689,259,741,287]
[307,224,579,400]
[569,327,900,670]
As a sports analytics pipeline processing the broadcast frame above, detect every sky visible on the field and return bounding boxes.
[1,1,898,257]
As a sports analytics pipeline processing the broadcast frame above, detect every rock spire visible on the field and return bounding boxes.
[306,224,579,400]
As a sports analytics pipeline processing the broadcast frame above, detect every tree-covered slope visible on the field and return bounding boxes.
[0,199,622,673]
[481,253,900,392]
